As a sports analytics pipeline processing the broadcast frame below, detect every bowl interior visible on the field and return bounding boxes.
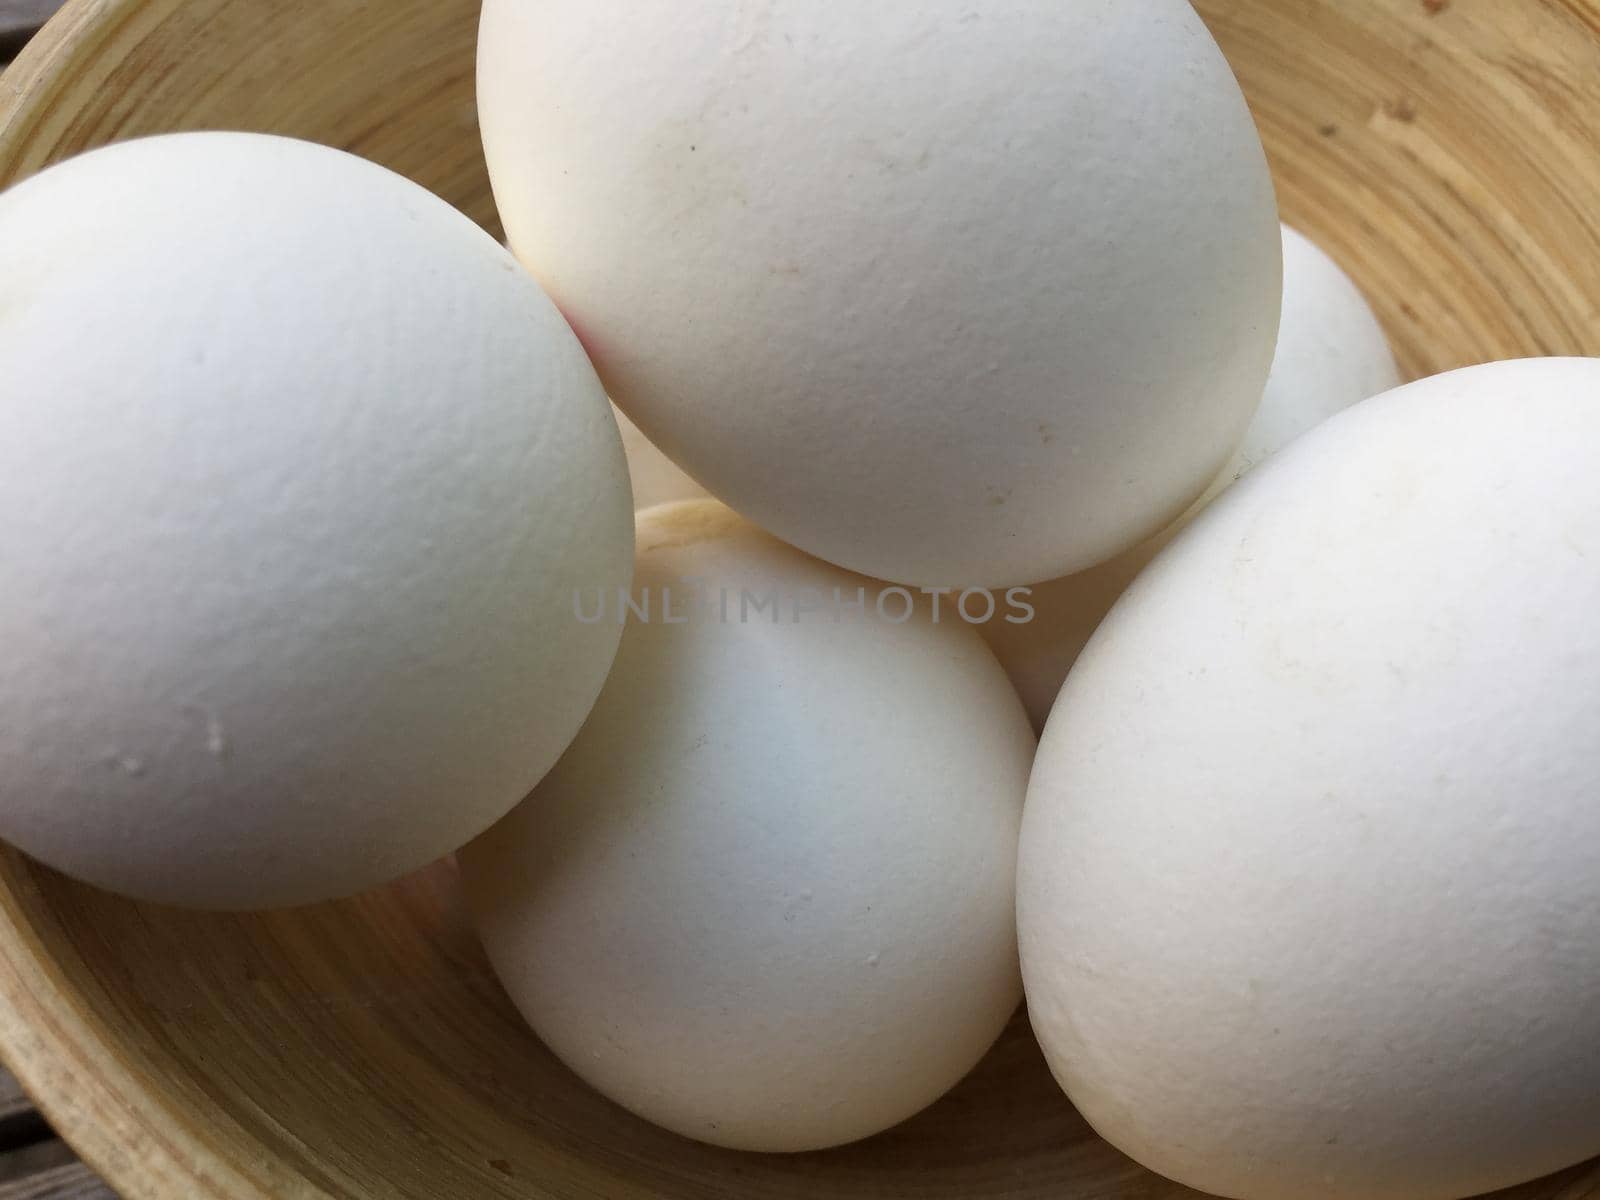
[3,1,1600,1198]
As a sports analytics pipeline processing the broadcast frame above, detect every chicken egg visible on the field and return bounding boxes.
[1019,358,1600,1199]
[0,132,633,909]
[461,500,1034,1151]
[478,0,1281,586]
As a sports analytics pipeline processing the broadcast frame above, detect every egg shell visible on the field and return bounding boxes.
[478,0,1282,587]
[0,132,633,910]
[983,223,1400,730]
[614,403,710,510]
[1018,358,1600,1199]
[460,500,1034,1152]
[1211,225,1403,492]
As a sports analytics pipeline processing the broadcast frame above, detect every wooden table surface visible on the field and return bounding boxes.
[0,1069,114,1200]
[0,0,54,58]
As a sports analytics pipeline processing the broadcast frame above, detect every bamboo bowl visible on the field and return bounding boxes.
[3,1,1600,1197]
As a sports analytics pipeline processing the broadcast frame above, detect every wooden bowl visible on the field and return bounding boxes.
[2,2,1599,1197]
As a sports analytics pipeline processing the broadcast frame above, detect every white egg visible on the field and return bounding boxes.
[1018,358,1600,1199]
[478,0,1281,587]
[0,132,633,910]
[982,546,1157,734]
[983,223,1400,730]
[460,500,1033,1152]
[614,403,710,510]
[1215,225,1403,489]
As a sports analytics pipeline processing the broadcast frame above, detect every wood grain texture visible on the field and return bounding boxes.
[0,1071,35,1127]
[0,0,497,236]
[1195,0,1600,381]
[0,1,1597,1198]
[5,1063,117,1195]
[0,1138,116,1198]
[0,1075,49,1159]
[0,1158,118,1200]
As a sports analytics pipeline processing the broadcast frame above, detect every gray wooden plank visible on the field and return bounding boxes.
[0,1138,72,1186]
[0,1072,47,1157]
[0,1074,115,1198]
[0,0,61,38]
[0,0,60,62]
[0,1150,116,1199]
[0,1073,30,1127]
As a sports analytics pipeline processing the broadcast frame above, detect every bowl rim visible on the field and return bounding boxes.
[0,0,122,183]
[0,852,293,1200]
